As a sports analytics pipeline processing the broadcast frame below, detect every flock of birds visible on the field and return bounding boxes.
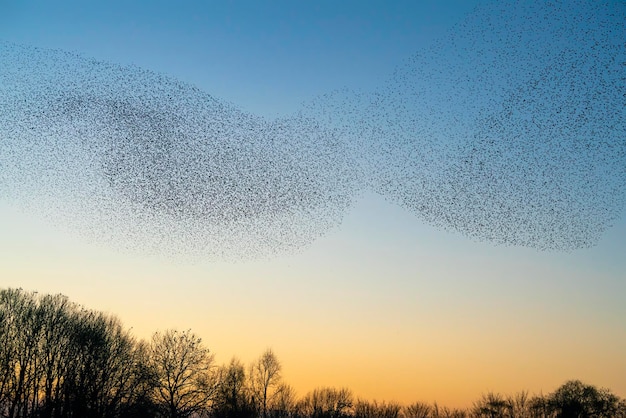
[0,0,624,259]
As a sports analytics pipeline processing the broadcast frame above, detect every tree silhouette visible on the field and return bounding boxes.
[268,383,297,418]
[0,288,38,417]
[296,387,353,418]
[354,399,402,418]
[148,329,216,418]
[63,311,140,417]
[249,349,282,418]
[3,288,626,418]
[430,402,467,418]
[403,402,432,418]
[472,392,510,417]
[214,357,254,418]
[0,288,155,417]
[547,380,623,418]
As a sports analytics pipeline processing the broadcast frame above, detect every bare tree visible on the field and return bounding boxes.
[546,380,622,418]
[119,339,160,418]
[214,357,254,418]
[0,288,152,418]
[149,329,216,418]
[404,401,432,418]
[528,393,554,418]
[36,293,73,418]
[472,392,510,417]
[354,399,402,418]
[296,387,353,418]
[268,383,297,418]
[507,391,531,418]
[58,308,144,418]
[430,402,467,418]
[249,349,282,418]
[0,288,35,417]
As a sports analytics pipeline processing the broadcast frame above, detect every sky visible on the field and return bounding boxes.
[1,0,625,408]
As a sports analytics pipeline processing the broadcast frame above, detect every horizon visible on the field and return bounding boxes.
[2,285,625,412]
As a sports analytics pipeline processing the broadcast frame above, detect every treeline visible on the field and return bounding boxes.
[1,288,625,418]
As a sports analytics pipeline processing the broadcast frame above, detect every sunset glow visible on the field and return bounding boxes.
[1,0,625,412]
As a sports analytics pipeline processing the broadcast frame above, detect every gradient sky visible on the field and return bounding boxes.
[1,0,625,408]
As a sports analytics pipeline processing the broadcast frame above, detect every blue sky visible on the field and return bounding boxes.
[0,0,478,117]
[1,0,625,406]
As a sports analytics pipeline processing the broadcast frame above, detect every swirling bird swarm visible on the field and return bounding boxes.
[0,0,624,259]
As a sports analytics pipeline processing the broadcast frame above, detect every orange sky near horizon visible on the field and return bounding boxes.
[2,195,625,408]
